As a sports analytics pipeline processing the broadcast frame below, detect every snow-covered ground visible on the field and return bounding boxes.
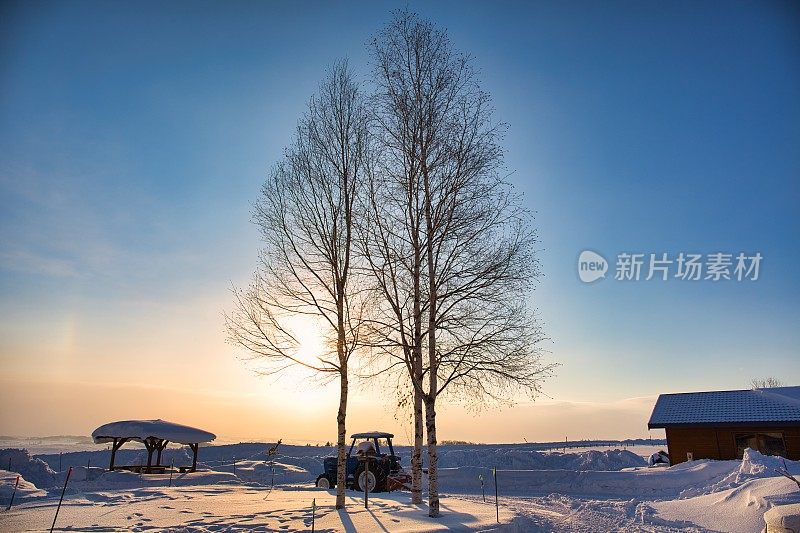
[487,449,800,532]
[0,477,511,532]
[29,442,663,482]
[1,443,798,531]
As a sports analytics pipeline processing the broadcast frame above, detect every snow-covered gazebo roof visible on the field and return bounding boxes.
[92,419,216,445]
[92,419,216,473]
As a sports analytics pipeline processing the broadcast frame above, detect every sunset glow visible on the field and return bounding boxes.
[1,1,797,448]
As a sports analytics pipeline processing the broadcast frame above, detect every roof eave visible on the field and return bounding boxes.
[649,420,800,429]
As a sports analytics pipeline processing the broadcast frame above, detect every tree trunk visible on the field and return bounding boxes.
[423,160,440,517]
[411,372,424,504]
[424,395,439,517]
[410,190,425,505]
[336,369,348,508]
[336,310,348,509]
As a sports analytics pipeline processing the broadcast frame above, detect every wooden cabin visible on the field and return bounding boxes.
[648,386,800,465]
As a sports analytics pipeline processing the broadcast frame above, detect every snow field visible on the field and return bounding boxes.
[2,445,799,531]
[0,484,512,532]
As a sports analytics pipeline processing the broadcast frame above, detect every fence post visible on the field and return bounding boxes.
[6,475,19,511]
[493,466,499,523]
[50,467,72,532]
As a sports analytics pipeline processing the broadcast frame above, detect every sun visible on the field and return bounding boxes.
[283,314,326,366]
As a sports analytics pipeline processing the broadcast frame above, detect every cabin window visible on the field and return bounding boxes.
[735,432,786,458]
[758,433,787,457]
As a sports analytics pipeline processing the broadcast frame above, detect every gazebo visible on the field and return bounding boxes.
[92,419,216,473]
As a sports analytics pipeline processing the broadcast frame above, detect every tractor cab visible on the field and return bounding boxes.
[316,431,409,492]
[346,432,400,483]
[347,431,396,459]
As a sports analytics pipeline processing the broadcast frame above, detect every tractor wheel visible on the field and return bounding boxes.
[315,474,332,489]
[354,465,381,492]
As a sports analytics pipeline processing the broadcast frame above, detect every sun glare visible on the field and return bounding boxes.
[284,314,326,366]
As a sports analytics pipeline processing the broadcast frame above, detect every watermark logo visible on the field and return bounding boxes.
[578,250,762,284]
[578,250,608,283]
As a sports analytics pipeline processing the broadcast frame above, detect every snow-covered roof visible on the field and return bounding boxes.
[351,431,394,439]
[92,419,216,445]
[648,386,800,428]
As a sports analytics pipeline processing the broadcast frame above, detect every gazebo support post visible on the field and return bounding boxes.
[156,440,169,466]
[189,443,198,472]
[144,438,159,470]
[109,438,128,471]
[110,438,118,471]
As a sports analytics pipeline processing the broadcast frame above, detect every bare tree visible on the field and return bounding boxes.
[226,61,369,510]
[368,11,553,517]
[359,113,427,504]
[751,377,784,389]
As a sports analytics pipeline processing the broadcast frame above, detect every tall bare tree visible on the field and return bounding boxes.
[359,113,427,504]
[369,11,553,517]
[226,60,369,510]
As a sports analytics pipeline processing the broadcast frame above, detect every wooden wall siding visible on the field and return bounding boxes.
[665,426,800,465]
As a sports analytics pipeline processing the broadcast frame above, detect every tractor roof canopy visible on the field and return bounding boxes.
[351,431,394,439]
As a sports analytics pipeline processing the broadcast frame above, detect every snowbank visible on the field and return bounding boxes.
[764,503,800,532]
[649,476,800,532]
[233,460,311,485]
[488,449,800,532]
[69,468,242,490]
[438,458,734,498]
[0,448,57,488]
[646,449,800,533]
[0,470,47,505]
[436,447,646,470]
[36,446,194,474]
[678,448,800,498]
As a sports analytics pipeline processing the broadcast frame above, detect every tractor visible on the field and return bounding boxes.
[315,431,410,492]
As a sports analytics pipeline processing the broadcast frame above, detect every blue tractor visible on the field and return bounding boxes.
[315,431,410,492]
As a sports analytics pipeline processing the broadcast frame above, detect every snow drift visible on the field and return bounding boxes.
[648,450,800,533]
[0,470,47,505]
[0,448,57,488]
[436,447,647,471]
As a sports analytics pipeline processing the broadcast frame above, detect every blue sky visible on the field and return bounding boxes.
[1,0,798,441]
